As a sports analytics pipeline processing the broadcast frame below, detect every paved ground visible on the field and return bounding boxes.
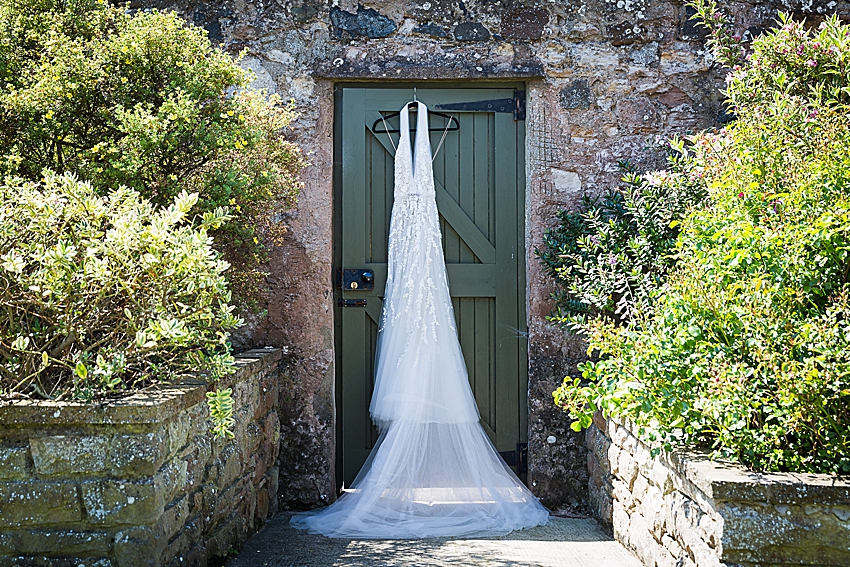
[226,512,643,567]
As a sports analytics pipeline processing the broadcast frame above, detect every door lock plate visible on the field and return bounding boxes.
[342,269,374,291]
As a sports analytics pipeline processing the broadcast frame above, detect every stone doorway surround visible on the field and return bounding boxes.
[270,67,603,512]
[140,0,803,514]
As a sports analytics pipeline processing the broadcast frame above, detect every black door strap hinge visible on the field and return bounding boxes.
[435,89,526,121]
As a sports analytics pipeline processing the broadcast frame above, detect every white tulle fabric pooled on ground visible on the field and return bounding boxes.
[290,102,549,539]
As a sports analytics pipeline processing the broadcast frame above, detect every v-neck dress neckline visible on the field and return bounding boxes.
[397,101,431,190]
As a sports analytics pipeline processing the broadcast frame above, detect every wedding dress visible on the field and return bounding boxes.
[291,101,549,539]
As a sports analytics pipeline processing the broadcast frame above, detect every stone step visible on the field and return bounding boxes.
[225,512,643,567]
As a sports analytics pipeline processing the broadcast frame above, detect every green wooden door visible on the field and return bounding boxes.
[334,85,527,487]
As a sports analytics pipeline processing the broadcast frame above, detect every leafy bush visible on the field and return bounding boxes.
[537,154,706,329]
[0,0,306,304]
[0,172,242,436]
[551,6,850,473]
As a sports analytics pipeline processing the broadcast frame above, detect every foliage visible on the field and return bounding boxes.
[207,388,236,438]
[537,154,706,330]
[689,0,745,68]
[0,172,242,434]
[0,0,306,305]
[551,7,850,473]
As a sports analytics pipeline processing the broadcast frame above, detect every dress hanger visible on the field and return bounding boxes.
[374,89,458,160]
[377,104,455,161]
[372,88,460,134]
[371,108,460,134]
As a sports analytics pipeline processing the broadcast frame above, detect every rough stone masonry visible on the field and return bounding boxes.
[138,0,849,512]
[587,416,850,567]
[0,350,283,567]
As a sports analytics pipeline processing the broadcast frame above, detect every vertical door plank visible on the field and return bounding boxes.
[458,118,476,264]
[516,123,529,445]
[368,315,379,447]
[383,135,394,266]
[493,112,520,453]
[340,88,370,483]
[471,114,493,424]
[458,297,475,391]
[456,117,476,391]
[474,297,492,427]
[369,132,386,263]
[489,298,497,424]
[473,114,492,246]
[444,117,462,265]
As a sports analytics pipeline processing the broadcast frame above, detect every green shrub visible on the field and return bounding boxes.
[552,6,850,473]
[0,172,242,436]
[537,153,706,330]
[0,0,306,304]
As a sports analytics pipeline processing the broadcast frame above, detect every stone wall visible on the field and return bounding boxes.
[587,415,850,567]
[139,0,849,510]
[0,349,283,567]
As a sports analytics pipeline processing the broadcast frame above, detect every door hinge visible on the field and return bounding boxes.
[435,89,526,121]
[338,298,367,308]
[499,442,528,474]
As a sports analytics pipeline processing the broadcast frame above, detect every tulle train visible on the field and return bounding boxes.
[289,420,549,538]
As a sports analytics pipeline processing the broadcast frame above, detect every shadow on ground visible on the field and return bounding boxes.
[225,512,642,567]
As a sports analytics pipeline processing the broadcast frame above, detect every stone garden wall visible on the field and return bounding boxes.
[0,348,283,567]
[587,414,850,567]
[142,0,850,511]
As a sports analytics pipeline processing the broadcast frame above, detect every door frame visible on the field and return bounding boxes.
[331,81,529,492]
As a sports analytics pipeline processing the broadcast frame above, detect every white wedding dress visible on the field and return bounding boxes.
[291,101,549,539]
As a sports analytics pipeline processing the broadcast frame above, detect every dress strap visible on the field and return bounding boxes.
[413,102,433,178]
[394,102,414,188]
[398,102,412,154]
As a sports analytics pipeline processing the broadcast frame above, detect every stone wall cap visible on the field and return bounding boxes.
[607,415,850,505]
[0,349,283,427]
[670,447,850,506]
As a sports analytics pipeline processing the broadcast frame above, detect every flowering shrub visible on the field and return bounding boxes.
[551,5,850,473]
[0,0,306,305]
[694,0,850,111]
[0,173,242,436]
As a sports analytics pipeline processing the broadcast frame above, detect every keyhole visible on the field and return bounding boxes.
[350,282,359,289]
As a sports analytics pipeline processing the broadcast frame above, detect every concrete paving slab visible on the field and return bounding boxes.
[226,513,644,567]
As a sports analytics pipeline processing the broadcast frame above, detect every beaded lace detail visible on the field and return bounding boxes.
[382,103,455,363]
